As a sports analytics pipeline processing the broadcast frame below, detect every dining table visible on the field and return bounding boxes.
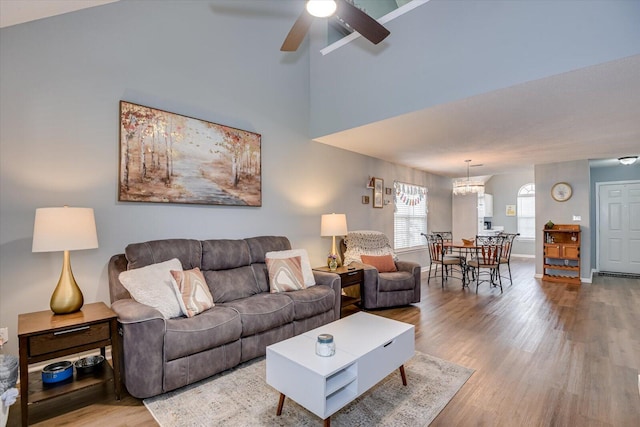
[443,241,479,286]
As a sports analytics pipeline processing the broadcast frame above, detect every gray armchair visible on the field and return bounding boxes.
[340,231,421,310]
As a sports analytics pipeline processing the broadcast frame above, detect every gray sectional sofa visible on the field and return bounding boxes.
[108,236,340,398]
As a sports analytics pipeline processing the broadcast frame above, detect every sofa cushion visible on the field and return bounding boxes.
[170,268,215,317]
[283,285,336,320]
[222,293,294,337]
[378,271,417,292]
[245,236,291,264]
[164,306,241,361]
[203,266,261,303]
[266,256,306,293]
[266,249,315,287]
[201,239,251,270]
[118,258,183,319]
[361,254,398,273]
[125,239,202,270]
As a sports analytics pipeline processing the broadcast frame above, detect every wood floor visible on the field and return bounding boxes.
[8,258,640,426]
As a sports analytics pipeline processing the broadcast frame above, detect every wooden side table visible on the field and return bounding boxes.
[18,302,121,426]
[313,266,364,314]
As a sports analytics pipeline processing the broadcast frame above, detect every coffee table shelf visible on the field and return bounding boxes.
[266,312,414,425]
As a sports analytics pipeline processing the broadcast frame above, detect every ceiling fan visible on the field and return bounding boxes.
[281,0,390,52]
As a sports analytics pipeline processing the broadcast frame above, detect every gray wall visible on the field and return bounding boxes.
[535,160,591,281]
[484,169,536,256]
[0,0,451,356]
[310,0,640,138]
[589,163,640,269]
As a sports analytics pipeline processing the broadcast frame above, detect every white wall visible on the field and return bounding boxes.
[0,1,451,356]
[310,0,640,138]
[484,169,536,256]
[535,160,591,280]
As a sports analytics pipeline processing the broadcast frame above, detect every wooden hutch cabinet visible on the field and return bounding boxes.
[542,224,581,284]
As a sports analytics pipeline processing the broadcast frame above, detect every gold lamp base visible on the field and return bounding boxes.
[50,250,84,314]
[326,235,343,267]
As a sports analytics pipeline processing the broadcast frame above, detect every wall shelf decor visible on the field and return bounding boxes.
[372,177,384,208]
[119,101,262,206]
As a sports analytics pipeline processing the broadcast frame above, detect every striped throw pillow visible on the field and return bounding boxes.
[170,267,214,317]
[265,256,306,293]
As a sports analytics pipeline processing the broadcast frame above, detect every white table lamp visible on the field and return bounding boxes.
[320,213,348,266]
[32,206,98,314]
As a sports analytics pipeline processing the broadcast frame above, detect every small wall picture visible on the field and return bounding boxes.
[385,187,393,195]
[506,204,516,216]
[373,177,384,208]
[362,195,370,204]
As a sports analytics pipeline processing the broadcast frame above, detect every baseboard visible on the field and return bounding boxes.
[534,273,543,279]
[511,253,535,258]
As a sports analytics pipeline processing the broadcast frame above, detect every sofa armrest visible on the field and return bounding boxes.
[312,271,341,320]
[395,260,421,303]
[110,299,167,398]
[111,299,165,324]
[396,260,420,274]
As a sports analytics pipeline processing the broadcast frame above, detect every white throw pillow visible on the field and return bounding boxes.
[265,249,316,287]
[119,258,183,319]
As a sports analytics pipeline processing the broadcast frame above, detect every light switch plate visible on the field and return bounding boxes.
[572,215,581,221]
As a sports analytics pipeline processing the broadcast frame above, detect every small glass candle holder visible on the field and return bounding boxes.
[316,334,335,357]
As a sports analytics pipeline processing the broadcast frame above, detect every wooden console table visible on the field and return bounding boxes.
[18,302,121,426]
[313,266,364,314]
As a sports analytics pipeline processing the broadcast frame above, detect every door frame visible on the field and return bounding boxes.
[595,179,640,272]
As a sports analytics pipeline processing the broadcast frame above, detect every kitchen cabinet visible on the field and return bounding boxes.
[483,193,493,217]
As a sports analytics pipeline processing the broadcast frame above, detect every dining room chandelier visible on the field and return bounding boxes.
[453,160,484,196]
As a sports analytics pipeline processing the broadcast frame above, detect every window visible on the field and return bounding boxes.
[394,182,428,250]
[517,183,535,239]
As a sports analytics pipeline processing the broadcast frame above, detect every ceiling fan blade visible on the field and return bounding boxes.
[336,0,390,45]
[281,10,314,51]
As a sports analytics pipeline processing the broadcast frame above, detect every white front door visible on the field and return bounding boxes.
[598,181,640,274]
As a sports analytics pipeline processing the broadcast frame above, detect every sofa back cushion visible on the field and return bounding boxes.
[203,266,260,303]
[201,239,257,302]
[245,236,292,293]
[245,236,292,263]
[125,239,202,270]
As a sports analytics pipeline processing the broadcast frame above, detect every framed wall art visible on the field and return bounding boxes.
[373,177,384,208]
[506,204,516,216]
[119,101,261,206]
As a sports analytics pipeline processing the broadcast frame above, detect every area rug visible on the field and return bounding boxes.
[144,351,474,426]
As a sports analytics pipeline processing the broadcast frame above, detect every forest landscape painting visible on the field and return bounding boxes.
[119,101,261,206]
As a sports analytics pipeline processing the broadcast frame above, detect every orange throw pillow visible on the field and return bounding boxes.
[360,254,397,273]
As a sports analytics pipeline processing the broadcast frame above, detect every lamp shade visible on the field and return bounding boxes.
[320,213,348,237]
[32,207,98,252]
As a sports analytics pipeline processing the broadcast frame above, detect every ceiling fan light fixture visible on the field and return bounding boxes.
[618,156,638,165]
[306,0,337,18]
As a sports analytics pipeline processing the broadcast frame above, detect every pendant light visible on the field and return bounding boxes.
[453,160,484,196]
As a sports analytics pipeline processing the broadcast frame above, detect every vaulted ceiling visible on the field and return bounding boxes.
[3,0,639,179]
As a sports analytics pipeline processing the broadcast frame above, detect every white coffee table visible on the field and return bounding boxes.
[266,312,415,426]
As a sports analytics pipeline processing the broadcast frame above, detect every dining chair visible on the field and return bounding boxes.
[432,231,454,253]
[467,235,505,293]
[422,233,465,288]
[498,233,519,285]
